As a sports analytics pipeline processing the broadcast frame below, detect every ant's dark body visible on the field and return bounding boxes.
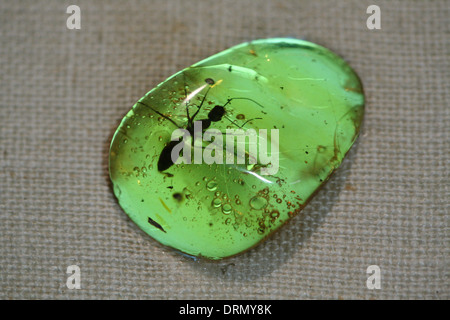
[157,104,226,172]
[137,78,263,174]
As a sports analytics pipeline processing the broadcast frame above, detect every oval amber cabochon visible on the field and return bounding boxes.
[109,38,364,260]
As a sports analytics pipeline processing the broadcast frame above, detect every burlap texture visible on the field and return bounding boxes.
[0,0,448,299]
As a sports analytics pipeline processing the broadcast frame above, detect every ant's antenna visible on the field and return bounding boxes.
[222,97,265,109]
[221,96,264,128]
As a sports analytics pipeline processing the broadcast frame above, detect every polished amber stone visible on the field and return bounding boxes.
[109,38,364,259]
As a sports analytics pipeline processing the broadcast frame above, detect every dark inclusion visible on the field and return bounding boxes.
[275,41,314,50]
[173,192,183,202]
[148,217,166,233]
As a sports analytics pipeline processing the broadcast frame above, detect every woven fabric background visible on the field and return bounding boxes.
[0,0,448,299]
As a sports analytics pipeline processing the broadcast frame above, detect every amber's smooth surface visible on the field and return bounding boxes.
[109,38,364,259]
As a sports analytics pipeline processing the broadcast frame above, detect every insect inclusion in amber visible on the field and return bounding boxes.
[109,38,364,260]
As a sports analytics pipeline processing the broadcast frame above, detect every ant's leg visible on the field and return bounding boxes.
[183,73,192,123]
[190,85,212,122]
[137,101,181,128]
[223,115,263,129]
[239,117,263,128]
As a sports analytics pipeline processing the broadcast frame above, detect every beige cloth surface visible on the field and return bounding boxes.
[0,0,448,299]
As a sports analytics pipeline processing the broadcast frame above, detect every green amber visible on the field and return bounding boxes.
[109,38,364,260]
